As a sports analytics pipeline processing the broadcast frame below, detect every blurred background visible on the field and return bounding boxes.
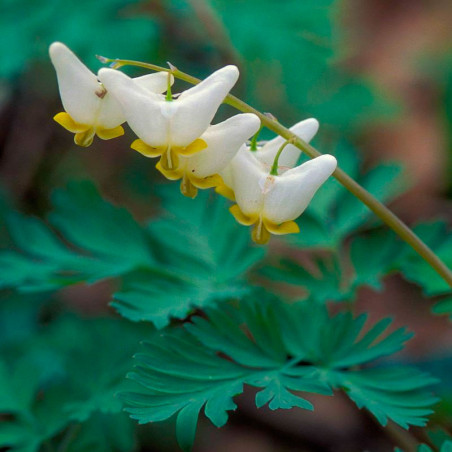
[0,0,451,450]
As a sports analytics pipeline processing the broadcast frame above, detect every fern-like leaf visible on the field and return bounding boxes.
[122,295,438,451]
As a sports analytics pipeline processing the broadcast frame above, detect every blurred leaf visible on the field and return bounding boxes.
[288,141,407,249]
[206,0,395,132]
[350,229,403,291]
[0,314,148,452]
[432,297,452,319]
[260,254,351,303]
[122,295,437,451]
[396,221,452,297]
[1,182,263,328]
[0,181,154,292]
[0,0,159,80]
[395,440,452,452]
[67,413,136,452]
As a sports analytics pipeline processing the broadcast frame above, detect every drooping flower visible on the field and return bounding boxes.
[217,118,320,201]
[49,42,171,147]
[254,118,319,169]
[98,65,239,171]
[156,113,260,198]
[226,149,337,244]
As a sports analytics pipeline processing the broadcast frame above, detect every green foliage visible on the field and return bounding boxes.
[206,0,395,132]
[0,0,159,80]
[397,221,452,297]
[395,440,452,452]
[113,186,264,328]
[0,181,154,292]
[0,182,263,328]
[291,141,407,249]
[122,295,438,451]
[0,314,147,452]
[261,142,407,301]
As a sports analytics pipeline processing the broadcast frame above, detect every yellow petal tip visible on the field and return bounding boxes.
[131,139,163,157]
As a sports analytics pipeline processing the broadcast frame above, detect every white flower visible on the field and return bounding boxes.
[254,118,319,170]
[98,65,239,170]
[49,42,171,147]
[156,113,260,198]
[225,149,337,244]
[217,118,320,200]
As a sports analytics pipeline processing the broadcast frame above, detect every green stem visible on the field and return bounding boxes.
[165,67,173,101]
[270,139,293,175]
[249,124,263,151]
[100,57,452,288]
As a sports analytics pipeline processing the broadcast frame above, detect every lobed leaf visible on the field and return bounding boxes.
[122,295,437,451]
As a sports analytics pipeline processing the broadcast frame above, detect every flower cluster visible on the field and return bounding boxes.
[50,42,337,244]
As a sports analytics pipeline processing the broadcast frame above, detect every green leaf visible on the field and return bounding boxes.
[1,182,263,329]
[431,297,452,319]
[397,221,452,296]
[260,255,351,303]
[0,181,154,292]
[350,229,403,290]
[66,413,136,452]
[0,0,160,80]
[0,314,149,452]
[112,186,264,328]
[288,141,407,249]
[122,295,437,450]
[207,0,395,132]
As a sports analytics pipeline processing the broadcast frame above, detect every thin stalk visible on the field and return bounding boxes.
[249,123,264,151]
[100,57,452,288]
[270,139,293,175]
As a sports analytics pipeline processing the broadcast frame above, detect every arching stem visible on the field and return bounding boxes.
[98,56,452,288]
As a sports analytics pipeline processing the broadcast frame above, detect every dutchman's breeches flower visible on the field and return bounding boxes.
[98,65,240,172]
[226,148,337,244]
[217,118,320,201]
[155,114,261,198]
[49,42,171,147]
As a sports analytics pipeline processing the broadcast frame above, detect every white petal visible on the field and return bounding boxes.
[97,72,173,129]
[257,118,319,170]
[229,148,268,216]
[186,114,260,178]
[98,68,169,146]
[219,162,234,188]
[134,72,174,94]
[263,154,337,223]
[170,65,239,146]
[49,42,101,125]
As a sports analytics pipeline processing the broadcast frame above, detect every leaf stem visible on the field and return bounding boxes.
[99,57,452,288]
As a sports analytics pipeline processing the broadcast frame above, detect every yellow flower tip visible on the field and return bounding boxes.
[229,204,258,226]
[252,221,271,245]
[74,129,95,147]
[180,176,198,198]
[53,112,90,133]
[189,173,223,189]
[264,219,300,235]
[96,125,124,140]
[155,161,183,181]
[215,183,236,201]
[177,138,208,157]
[131,139,163,157]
